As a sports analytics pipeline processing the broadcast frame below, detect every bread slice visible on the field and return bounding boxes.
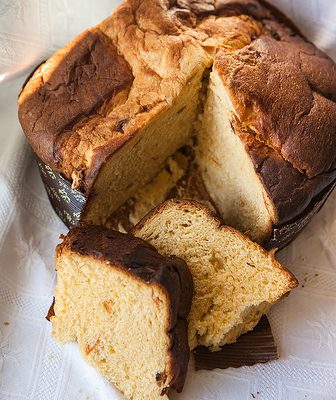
[50,225,193,400]
[133,200,298,351]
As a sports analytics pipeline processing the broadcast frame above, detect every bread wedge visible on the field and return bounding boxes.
[50,225,193,400]
[133,199,298,350]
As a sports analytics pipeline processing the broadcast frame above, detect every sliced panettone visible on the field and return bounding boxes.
[19,0,336,248]
[133,199,298,351]
[50,225,193,400]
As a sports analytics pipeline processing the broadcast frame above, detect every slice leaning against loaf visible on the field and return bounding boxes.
[132,199,298,351]
[50,225,193,400]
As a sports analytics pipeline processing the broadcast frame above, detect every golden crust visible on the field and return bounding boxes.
[18,0,336,243]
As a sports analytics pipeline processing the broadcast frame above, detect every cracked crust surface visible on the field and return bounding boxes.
[215,28,336,224]
[18,30,134,185]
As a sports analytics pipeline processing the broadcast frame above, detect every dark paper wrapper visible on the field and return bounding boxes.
[193,316,278,370]
[36,157,87,227]
[265,180,336,250]
[35,155,335,249]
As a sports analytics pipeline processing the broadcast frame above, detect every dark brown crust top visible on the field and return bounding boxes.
[217,33,336,178]
[18,30,133,171]
[18,0,297,191]
[243,133,336,225]
[215,15,336,230]
[57,225,193,393]
[170,0,269,19]
[267,181,336,250]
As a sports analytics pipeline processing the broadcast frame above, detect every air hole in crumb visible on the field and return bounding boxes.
[177,105,187,114]
[115,119,129,133]
[246,262,256,268]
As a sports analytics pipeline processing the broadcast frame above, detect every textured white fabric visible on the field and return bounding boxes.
[0,1,335,399]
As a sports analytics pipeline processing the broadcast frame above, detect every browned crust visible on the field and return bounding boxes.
[46,298,55,321]
[236,129,336,228]
[171,0,269,19]
[56,225,193,393]
[132,199,298,290]
[258,0,304,37]
[18,29,133,176]
[215,21,336,228]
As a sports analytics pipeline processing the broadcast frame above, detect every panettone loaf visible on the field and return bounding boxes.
[18,0,336,248]
[133,199,298,350]
[50,225,193,399]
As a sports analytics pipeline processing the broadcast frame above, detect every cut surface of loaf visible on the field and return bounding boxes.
[133,200,298,350]
[106,145,216,233]
[51,225,193,400]
[197,69,274,243]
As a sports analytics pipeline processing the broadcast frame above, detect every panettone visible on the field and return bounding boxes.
[50,225,193,400]
[18,0,336,248]
[133,199,298,350]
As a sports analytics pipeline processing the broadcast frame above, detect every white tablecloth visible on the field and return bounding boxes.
[0,1,336,399]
